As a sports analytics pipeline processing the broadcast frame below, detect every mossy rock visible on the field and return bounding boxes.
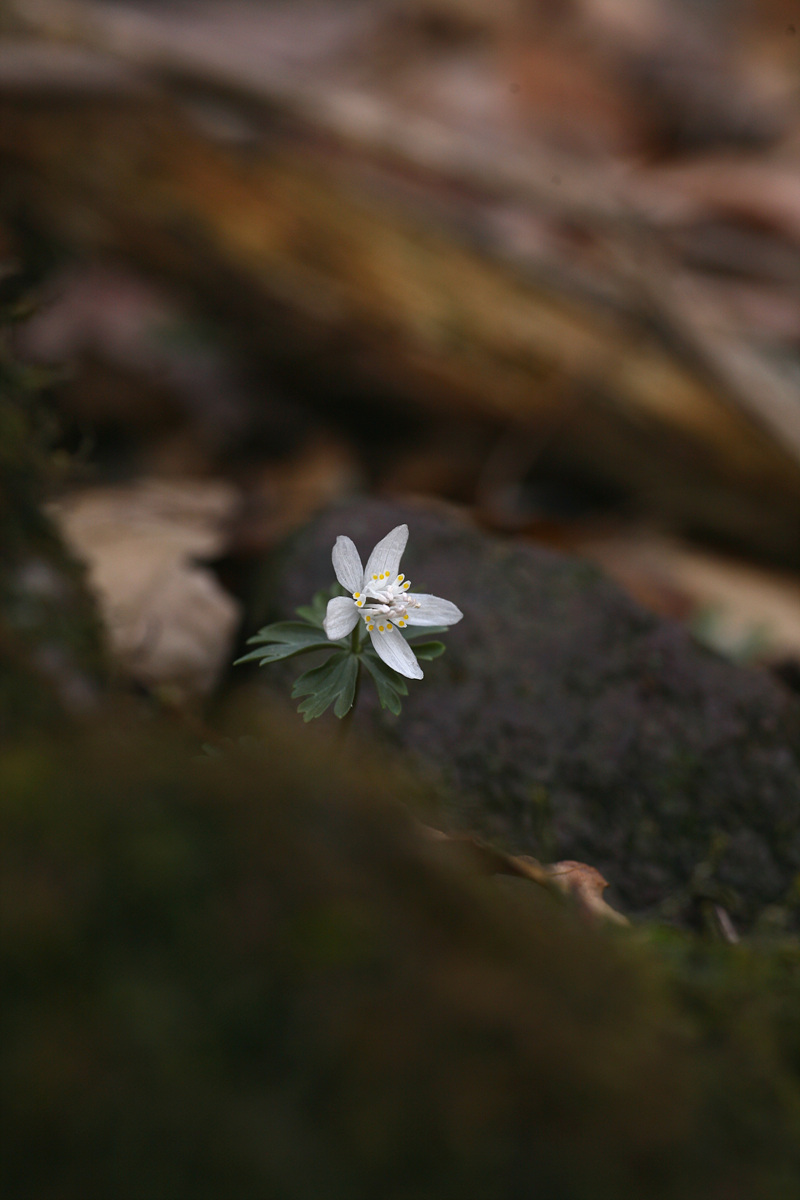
[4,718,800,1198]
[270,500,800,927]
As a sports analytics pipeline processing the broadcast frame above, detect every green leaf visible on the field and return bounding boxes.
[378,684,402,716]
[294,605,321,627]
[402,626,448,640]
[333,656,359,718]
[361,654,404,715]
[235,620,336,666]
[292,653,357,722]
[232,646,275,665]
[291,655,345,698]
[246,621,332,647]
[234,640,330,666]
[408,641,445,661]
[233,646,274,665]
[362,652,409,696]
[294,588,334,628]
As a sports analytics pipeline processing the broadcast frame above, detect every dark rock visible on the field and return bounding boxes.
[273,499,800,925]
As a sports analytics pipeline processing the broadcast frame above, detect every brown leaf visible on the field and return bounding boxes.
[578,530,800,663]
[544,861,629,925]
[419,824,628,924]
[48,478,241,700]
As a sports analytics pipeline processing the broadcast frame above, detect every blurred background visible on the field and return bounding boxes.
[3,0,800,703]
[10,5,800,1197]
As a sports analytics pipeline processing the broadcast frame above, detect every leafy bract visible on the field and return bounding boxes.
[362,653,407,715]
[409,641,446,661]
[402,625,448,640]
[233,622,333,665]
[245,621,332,646]
[291,653,358,722]
[294,588,334,629]
[235,587,453,720]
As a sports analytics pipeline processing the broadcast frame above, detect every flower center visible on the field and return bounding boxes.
[352,573,418,634]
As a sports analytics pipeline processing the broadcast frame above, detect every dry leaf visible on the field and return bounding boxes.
[579,530,800,663]
[419,824,628,924]
[49,478,241,699]
[544,861,629,925]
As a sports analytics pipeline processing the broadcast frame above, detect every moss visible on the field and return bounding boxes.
[3,719,800,1198]
[271,499,800,927]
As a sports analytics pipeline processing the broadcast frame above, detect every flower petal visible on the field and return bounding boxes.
[332,536,364,594]
[369,627,423,680]
[404,594,463,626]
[323,596,359,641]
[364,524,408,586]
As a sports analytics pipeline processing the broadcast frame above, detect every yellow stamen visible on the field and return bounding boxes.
[378,625,385,632]
[354,592,360,598]
[372,574,378,580]
[403,581,410,590]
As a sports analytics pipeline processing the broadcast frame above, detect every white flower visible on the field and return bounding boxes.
[322,523,462,679]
